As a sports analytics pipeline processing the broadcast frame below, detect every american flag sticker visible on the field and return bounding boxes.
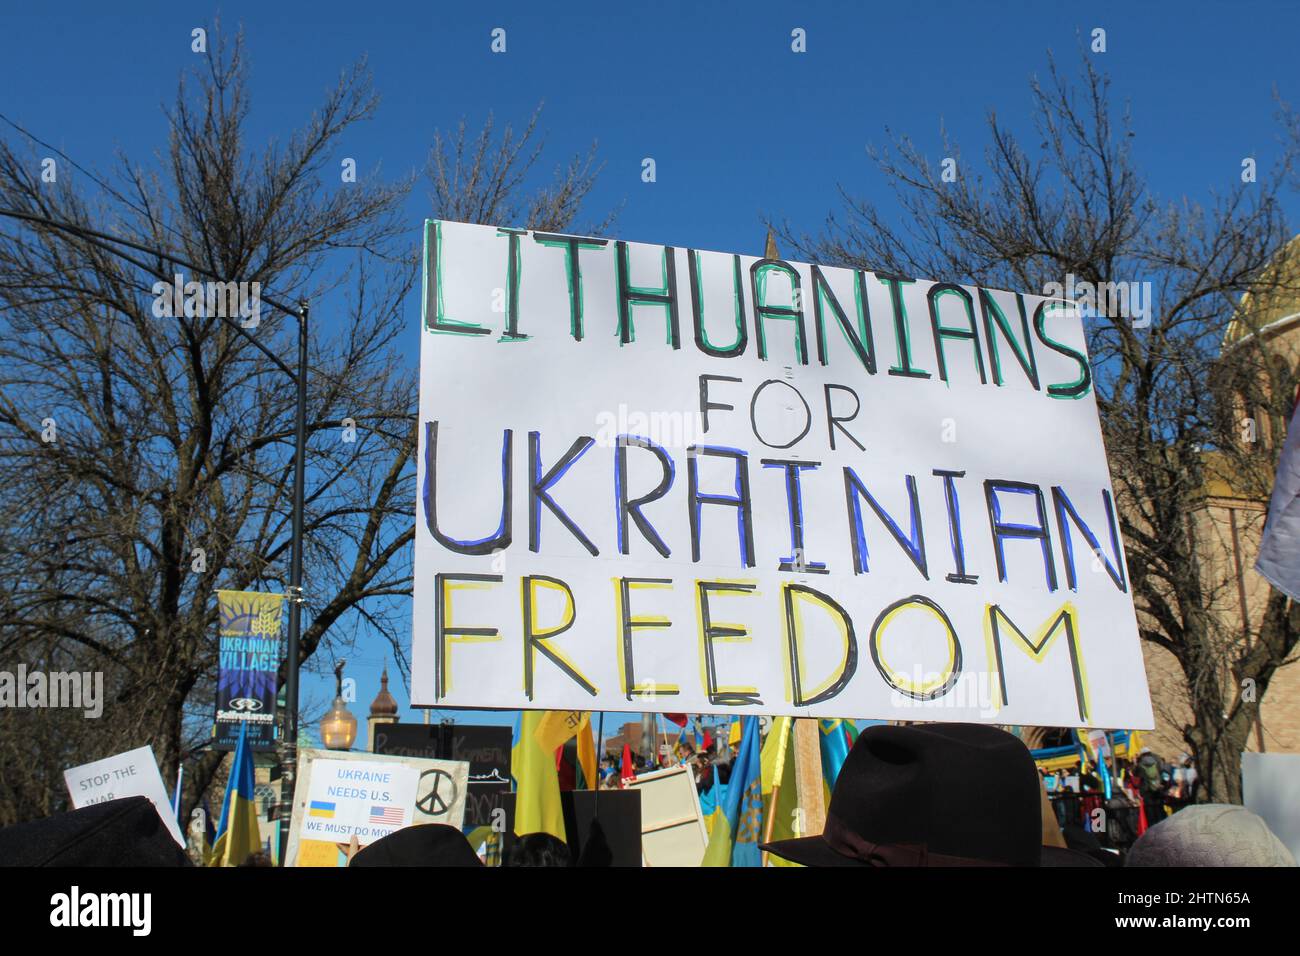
[369,805,405,826]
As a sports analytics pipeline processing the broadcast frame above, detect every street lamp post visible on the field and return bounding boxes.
[320,660,358,751]
[0,208,312,864]
[281,300,310,848]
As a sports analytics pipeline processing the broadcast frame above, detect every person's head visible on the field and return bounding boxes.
[349,824,483,867]
[239,851,273,867]
[506,832,572,867]
[1127,805,1294,867]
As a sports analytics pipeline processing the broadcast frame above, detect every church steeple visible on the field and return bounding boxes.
[366,663,400,750]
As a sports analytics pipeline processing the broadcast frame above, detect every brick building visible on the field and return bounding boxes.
[1133,240,1300,760]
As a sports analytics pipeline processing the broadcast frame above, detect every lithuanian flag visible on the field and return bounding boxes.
[512,711,567,841]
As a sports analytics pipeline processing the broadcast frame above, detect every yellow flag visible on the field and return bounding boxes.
[513,711,566,841]
[534,710,598,790]
[760,717,802,867]
[534,710,585,753]
[574,713,597,790]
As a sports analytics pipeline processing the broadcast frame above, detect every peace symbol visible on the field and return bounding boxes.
[417,768,457,816]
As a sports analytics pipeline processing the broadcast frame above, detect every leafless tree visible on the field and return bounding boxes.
[428,104,616,235]
[0,27,611,826]
[772,50,1300,803]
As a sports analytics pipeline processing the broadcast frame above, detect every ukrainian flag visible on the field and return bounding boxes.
[702,716,762,867]
[698,760,728,839]
[309,801,336,819]
[209,721,262,867]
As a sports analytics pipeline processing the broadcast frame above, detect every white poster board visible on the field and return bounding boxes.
[1242,751,1300,863]
[625,765,709,867]
[285,749,468,867]
[63,745,185,847]
[411,219,1152,729]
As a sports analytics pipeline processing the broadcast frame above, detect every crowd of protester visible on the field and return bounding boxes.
[2,724,1292,868]
[1040,746,1208,860]
[593,735,737,792]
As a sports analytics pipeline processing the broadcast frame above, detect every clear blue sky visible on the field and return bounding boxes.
[3,1,1297,744]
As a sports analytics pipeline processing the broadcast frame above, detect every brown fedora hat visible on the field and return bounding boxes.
[761,723,1099,867]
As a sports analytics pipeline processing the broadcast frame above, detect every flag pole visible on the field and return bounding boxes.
[761,717,793,866]
[172,764,185,829]
[594,712,605,820]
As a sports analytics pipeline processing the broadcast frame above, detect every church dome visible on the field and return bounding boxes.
[369,666,399,718]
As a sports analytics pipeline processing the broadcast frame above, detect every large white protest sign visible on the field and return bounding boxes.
[285,749,469,867]
[411,219,1153,729]
[63,746,185,847]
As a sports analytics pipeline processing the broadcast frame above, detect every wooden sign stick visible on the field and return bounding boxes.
[792,719,826,840]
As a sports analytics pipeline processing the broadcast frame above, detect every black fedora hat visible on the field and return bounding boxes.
[0,796,190,867]
[761,723,1098,867]
[349,824,483,867]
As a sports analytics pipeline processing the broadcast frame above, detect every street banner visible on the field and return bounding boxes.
[214,589,282,751]
[285,749,469,867]
[411,220,1152,729]
[63,746,186,847]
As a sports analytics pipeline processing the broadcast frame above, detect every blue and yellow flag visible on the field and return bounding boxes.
[209,722,262,866]
[698,757,728,839]
[511,711,566,841]
[702,716,762,867]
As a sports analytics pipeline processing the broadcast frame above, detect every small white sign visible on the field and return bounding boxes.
[299,758,419,844]
[285,749,469,867]
[63,746,185,847]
